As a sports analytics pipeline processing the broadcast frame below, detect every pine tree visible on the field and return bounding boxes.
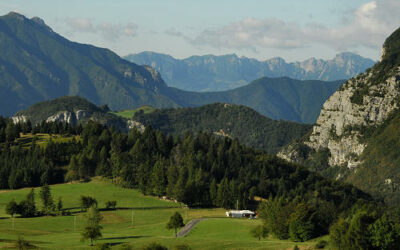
[40,184,54,215]
[209,178,217,206]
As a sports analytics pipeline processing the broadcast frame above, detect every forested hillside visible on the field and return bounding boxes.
[131,103,312,153]
[168,77,343,123]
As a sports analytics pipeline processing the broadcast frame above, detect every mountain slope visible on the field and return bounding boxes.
[0,12,179,117]
[125,51,375,91]
[130,103,312,153]
[167,77,343,124]
[278,26,400,204]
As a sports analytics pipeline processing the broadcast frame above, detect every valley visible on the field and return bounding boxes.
[0,1,399,249]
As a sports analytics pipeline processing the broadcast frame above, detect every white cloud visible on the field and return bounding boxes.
[67,18,96,33]
[188,0,400,54]
[66,18,138,42]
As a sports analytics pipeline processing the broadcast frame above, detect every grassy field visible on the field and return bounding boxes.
[112,106,156,119]
[0,179,326,249]
[13,133,80,148]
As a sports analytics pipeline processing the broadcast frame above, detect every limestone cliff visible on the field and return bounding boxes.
[279,26,400,179]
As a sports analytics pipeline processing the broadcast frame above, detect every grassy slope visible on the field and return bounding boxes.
[112,106,156,119]
[14,133,80,148]
[0,180,322,249]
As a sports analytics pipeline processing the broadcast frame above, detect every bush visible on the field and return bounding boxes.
[105,200,117,210]
[94,243,111,250]
[80,196,97,211]
[142,242,168,250]
[119,244,133,250]
[315,240,328,249]
[172,244,191,250]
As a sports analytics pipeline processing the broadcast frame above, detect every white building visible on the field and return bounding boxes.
[225,210,255,218]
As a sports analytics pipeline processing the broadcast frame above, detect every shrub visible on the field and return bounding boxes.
[80,196,97,211]
[315,240,328,249]
[105,200,117,210]
[142,242,168,250]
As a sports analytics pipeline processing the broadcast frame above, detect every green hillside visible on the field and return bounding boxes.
[168,77,343,123]
[112,106,156,119]
[132,103,312,153]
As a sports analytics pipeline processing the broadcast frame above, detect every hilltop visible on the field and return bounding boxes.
[130,103,312,153]
[13,96,128,129]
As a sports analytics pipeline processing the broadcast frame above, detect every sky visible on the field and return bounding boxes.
[0,0,399,61]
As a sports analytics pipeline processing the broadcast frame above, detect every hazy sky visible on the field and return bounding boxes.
[1,0,399,61]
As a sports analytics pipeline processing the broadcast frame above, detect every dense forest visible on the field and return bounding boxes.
[132,103,312,153]
[0,116,374,240]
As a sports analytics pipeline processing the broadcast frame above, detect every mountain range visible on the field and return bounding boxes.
[0,12,341,124]
[125,51,375,92]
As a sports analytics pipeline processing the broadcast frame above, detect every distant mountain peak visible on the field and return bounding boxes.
[125,51,375,92]
[6,11,26,20]
[30,16,53,32]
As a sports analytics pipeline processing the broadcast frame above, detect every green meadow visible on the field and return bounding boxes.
[0,179,325,249]
[112,106,156,119]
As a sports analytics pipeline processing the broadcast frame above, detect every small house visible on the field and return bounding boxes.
[225,210,255,218]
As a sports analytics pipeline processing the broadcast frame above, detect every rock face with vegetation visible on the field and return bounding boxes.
[279,26,400,203]
[14,96,128,129]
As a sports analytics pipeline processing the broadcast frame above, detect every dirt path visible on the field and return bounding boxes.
[177,218,207,237]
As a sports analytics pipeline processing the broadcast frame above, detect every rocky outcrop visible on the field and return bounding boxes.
[279,65,400,173]
[45,110,90,125]
[12,115,27,124]
[127,120,145,132]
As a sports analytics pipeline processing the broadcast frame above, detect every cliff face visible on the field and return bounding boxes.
[306,71,399,168]
[45,110,90,125]
[279,26,400,179]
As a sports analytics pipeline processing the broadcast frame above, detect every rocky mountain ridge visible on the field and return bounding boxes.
[125,51,375,91]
